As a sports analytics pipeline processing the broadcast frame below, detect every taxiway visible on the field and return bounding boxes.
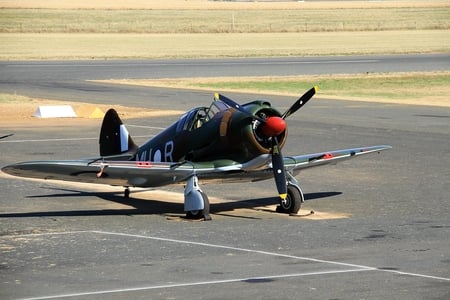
[0,55,449,299]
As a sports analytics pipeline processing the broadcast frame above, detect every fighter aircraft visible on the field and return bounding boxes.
[2,87,391,220]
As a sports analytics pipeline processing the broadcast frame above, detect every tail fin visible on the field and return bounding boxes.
[99,109,138,157]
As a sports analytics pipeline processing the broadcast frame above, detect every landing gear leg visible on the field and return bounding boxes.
[124,187,130,199]
[276,172,304,215]
[184,175,211,221]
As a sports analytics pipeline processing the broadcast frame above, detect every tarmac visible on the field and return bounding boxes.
[0,56,449,299]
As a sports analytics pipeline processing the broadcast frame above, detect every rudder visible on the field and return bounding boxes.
[99,109,138,157]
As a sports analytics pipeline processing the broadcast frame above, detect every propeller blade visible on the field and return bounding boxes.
[216,93,266,123]
[271,137,287,200]
[281,86,318,119]
[0,133,14,140]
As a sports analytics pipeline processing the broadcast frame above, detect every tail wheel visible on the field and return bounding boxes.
[276,184,303,214]
[186,192,211,221]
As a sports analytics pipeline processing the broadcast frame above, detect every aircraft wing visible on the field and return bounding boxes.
[1,160,199,188]
[2,145,391,187]
[1,159,252,187]
[283,145,392,171]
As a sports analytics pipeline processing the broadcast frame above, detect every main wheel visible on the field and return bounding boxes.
[276,184,303,214]
[186,191,211,220]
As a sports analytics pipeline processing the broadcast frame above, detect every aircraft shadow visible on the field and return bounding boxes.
[0,187,341,219]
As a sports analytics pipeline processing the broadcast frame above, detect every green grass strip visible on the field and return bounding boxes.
[191,73,450,100]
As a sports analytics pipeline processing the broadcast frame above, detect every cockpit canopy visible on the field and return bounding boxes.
[176,98,229,132]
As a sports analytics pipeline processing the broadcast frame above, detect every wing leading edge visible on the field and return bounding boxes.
[283,145,392,171]
[2,145,391,187]
[2,160,199,188]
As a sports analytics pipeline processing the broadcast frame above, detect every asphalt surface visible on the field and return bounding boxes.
[1,55,449,299]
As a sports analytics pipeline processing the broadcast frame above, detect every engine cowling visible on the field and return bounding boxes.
[242,101,287,156]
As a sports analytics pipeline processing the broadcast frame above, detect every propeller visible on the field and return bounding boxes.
[281,86,318,119]
[217,87,317,201]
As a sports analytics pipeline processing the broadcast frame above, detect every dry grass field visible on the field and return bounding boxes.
[2,2,449,33]
[2,9,449,33]
[1,0,449,59]
[2,0,450,10]
[1,30,449,60]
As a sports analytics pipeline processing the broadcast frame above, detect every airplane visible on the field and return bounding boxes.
[2,87,391,220]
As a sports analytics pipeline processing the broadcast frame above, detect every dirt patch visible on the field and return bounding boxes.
[0,96,183,126]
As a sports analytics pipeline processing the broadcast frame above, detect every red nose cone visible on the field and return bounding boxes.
[261,116,286,137]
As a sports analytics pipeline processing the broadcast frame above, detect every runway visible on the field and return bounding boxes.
[1,55,449,299]
[1,54,450,107]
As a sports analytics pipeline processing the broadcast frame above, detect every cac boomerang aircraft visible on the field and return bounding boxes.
[3,87,391,220]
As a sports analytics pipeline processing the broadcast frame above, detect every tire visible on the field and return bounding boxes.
[276,184,303,214]
[186,192,211,220]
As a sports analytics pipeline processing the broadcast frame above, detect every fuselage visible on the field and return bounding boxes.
[134,100,287,164]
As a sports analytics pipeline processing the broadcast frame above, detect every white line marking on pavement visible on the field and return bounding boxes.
[94,231,450,282]
[127,124,165,130]
[378,269,450,282]
[0,135,152,143]
[6,230,449,300]
[17,269,370,300]
[94,230,375,270]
